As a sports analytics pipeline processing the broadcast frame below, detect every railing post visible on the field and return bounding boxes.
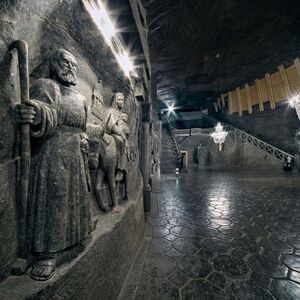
[167,119,181,167]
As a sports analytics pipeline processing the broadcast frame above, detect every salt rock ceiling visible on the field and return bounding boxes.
[142,0,300,111]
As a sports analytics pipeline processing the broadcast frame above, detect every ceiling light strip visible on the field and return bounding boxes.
[82,0,135,77]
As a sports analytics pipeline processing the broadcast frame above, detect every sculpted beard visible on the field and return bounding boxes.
[57,68,77,86]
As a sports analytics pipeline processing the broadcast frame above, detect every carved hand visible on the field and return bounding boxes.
[16,100,41,125]
[121,132,127,141]
[80,136,89,154]
[103,133,111,145]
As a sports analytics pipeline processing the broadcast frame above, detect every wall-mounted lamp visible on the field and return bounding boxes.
[82,0,136,77]
[289,95,300,120]
[211,122,228,151]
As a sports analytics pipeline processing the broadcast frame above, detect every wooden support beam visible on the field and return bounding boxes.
[294,58,300,79]
[278,64,292,99]
[236,87,243,116]
[265,73,276,109]
[255,79,264,111]
[245,84,252,114]
[221,94,226,107]
[228,91,233,114]
[213,102,218,112]
[217,98,221,109]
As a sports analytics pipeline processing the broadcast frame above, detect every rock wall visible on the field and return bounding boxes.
[216,103,299,155]
[0,0,148,297]
[0,169,144,300]
[177,132,282,170]
[171,111,213,129]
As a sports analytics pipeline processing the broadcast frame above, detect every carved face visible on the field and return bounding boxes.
[52,51,77,86]
[121,113,128,123]
[116,94,124,110]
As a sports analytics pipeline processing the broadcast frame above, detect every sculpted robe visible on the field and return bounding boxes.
[104,107,130,173]
[27,78,92,254]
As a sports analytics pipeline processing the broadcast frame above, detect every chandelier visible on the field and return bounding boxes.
[211,122,228,151]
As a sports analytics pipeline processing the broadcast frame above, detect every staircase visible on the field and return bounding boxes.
[173,113,294,163]
[160,123,181,174]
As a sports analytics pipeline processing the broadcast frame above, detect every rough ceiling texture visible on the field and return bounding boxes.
[142,0,300,111]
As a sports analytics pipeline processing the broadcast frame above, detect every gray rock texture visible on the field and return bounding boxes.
[0,173,144,299]
[0,0,150,296]
[142,0,300,110]
[217,104,299,155]
[176,131,282,170]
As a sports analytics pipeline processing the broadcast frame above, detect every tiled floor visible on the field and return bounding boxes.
[119,168,300,300]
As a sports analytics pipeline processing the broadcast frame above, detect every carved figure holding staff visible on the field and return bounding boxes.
[16,49,93,281]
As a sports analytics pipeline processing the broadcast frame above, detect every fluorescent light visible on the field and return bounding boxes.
[115,51,134,77]
[83,0,115,42]
[82,0,135,77]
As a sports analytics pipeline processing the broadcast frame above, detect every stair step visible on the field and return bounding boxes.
[162,150,178,152]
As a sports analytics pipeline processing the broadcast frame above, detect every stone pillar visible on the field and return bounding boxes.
[158,117,162,172]
[141,102,152,212]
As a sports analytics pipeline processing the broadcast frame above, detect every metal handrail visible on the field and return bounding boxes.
[173,113,294,162]
[173,128,212,136]
[173,128,190,136]
[204,113,294,161]
[167,119,181,160]
[231,127,294,161]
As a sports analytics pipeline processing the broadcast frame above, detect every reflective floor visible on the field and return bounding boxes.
[119,168,300,300]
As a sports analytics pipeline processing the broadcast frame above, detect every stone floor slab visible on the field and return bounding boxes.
[247,254,288,278]
[282,254,300,273]
[181,279,226,300]
[119,169,300,299]
[201,238,231,253]
[135,273,180,300]
[270,279,300,300]
[144,253,176,278]
[207,272,227,289]
[212,255,249,279]
[227,281,274,300]
[167,270,190,288]
[148,238,172,254]
[173,238,200,254]
[177,255,212,278]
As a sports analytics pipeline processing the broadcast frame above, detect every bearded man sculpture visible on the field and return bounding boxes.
[16,49,93,281]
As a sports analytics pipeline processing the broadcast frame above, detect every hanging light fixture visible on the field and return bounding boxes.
[289,94,300,120]
[82,0,136,77]
[211,122,228,151]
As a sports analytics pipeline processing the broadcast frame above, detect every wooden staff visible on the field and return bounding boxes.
[8,40,30,259]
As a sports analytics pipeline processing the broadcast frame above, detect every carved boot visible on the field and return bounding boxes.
[112,204,121,214]
[78,234,92,250]
[115,170,123,181]
[30,254,56,281]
